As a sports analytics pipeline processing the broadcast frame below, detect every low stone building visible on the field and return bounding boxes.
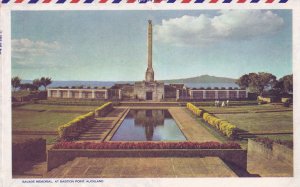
[177,89,248,100]
[47,88,119,100]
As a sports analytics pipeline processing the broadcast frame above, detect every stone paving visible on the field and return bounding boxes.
[168,107,220,142]
[45,157,237,178]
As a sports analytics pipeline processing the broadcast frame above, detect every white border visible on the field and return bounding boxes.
[1,2,300,187]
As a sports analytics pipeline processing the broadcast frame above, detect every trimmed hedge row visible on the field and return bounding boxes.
[186,102,202,117]
[57,102,112,139]
[186,102,237,138]
[13,138,46,173]
[38,99,105,106]
[52,141,241,150]
[180,100,258,107]
[57,112,95,139]
[203,113,237,138]
[95,102,112,117]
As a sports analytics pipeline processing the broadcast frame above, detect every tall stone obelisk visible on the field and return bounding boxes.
[145,20,154,82]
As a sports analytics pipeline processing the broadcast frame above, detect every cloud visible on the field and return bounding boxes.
[154,10,284,47]
[12,38,60,56]
[12,38,61,69]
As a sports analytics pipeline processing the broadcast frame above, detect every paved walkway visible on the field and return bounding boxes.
[78,108,127,141]
[45,157,237,178]
[169,107,220,142]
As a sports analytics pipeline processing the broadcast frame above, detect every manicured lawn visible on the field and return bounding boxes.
[216,111,293,134]
[12,110,84,131]
[200,104,291,114]
[15,104,97,112]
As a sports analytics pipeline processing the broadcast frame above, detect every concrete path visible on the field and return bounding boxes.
[169,107,220,142]
[45,157,237,178]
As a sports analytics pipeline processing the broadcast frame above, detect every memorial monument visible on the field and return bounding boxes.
[134,20,165,101]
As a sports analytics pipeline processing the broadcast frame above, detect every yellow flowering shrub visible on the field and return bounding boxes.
[186,103,202,117]
[189,105,237,138]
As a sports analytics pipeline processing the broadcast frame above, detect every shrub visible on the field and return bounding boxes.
[13,138,46,172]
[57,111,95,139]
[254,137,273,149]
[95,102,113,117]
[255,137,293,149]
[52,141,241,150]
[186,103,202,117]
[202,112,237,138]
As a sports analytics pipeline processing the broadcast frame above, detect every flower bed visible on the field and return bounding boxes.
[203,112,237,138]
[52,141,241,150]
[186,102,202,117]
[186,103,237,138]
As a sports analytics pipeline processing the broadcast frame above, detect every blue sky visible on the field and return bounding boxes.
[11,10,292,81]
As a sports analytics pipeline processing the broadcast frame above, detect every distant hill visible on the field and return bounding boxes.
[163,75,237,84]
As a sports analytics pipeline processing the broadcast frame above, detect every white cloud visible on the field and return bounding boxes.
[154,10,284,47]
[12,38,61,69]
[12,38,60,56]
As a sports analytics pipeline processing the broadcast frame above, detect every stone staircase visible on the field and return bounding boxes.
[77,119,115,141]
[77,108,127,141]
[44,158,83,178]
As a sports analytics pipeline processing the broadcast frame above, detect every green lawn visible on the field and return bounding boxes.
[200,104,291,114]
[15,104,97,112]
[12,110,84,131]
[216,111,293,134]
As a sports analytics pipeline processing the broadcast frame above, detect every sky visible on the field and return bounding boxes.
[11,10,292,81]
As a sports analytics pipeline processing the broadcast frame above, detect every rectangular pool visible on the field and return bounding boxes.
[111,110,186,141]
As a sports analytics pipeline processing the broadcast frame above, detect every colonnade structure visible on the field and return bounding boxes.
[47,88,122,100]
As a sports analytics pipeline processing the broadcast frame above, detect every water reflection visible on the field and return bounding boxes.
[111,110,186,141]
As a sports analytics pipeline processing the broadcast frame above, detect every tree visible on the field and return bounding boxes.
[274,74,293,94]
[40,77,52,90]
[33,79,41,90]
[236,74,250,89]
[19,83,38,91]
[11,76,21,92]
[236,72,277,96]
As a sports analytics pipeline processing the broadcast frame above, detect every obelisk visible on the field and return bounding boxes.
[145,20,154,82]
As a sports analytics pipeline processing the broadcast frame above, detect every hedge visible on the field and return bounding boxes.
[186,102,202,117]
[186,103,237,138]
[57,111,95,139]
[13,138,46,173]
[203,112,237,138]
[57,102,112,139]
[95,102,113,117]
[52,141,241,150]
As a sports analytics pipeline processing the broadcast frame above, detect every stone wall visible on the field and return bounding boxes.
[47,149,247,171]
[248,139,293,166]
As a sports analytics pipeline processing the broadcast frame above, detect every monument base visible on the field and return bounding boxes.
[134,81,164,101]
